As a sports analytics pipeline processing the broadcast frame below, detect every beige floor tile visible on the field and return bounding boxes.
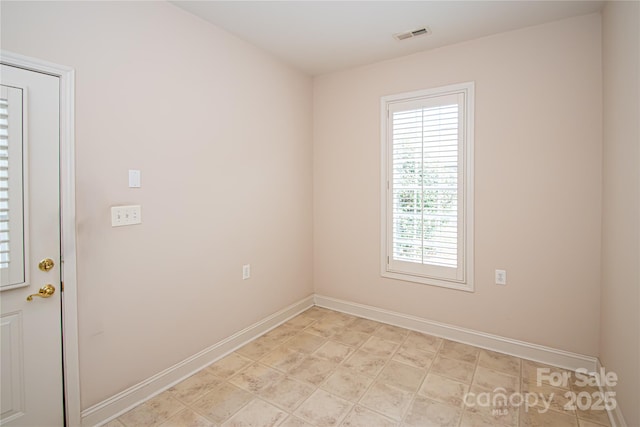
[359,381,413,421]
[392,343,435,369]
[222,399,287,427]
[430,355,476,383]
[440,340,481,364]
[294,389,352,427]
[477,349,521,377]
[322,309,356,324]
[578,419,610,427]
[521,380,575,414]
[360,336,399,358]
[331,329,370,348]
[570,383,613,426]
[119,308,605,427]
[289,354,338,385]
[340,313,360,324]
[284,314,317,329]
[404,395,463,427]
[228,363,283,393]
[314,340,355,363]
[321,367,374,402]
[168,370,225,404]
[341,405,397,427]
[482,371,518,395]
[191,382,253,423]
[342,349,388,377]
[348,317,382,334]
[464,385,519,426]
[146,392,186,419]
[570,382,602,395]
[118,403,167,427]
[159,408,213,427]
[403,331,443,353]
[466,408,518,427]
[522,360,572,390]
[279,415,316,427]
[207,352,253,379]
[372,324,409,343]
[102,420,125,427]
[520,406,578,427]
[264,323,302,343]
[568,372,602,392]
[322,311,357,325]
[306,319,345,338]
[473,366,520,394]
[260,346,307,373]
[419,373,470,407]
[576,407,611,426]
[460,409,510,427]
[237,335,281,360]
[284,332,326,353]
[377,360,425,392]
[258,376,316,412]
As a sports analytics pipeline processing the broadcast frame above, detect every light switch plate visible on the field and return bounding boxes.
[111,205,142,227]
[128,170,141,188]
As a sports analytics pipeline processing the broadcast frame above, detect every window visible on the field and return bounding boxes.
[381,82,474,291]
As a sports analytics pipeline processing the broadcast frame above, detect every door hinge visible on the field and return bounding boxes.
[60,281,64,292]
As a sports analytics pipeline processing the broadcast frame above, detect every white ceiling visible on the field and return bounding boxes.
[171,1,604,76]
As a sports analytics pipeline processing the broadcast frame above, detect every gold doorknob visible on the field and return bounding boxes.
[26,284,56,301]
[38,258,55,272]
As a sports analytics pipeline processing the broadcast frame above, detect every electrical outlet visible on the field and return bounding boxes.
[495,269,507,285]
[242,264,251,280]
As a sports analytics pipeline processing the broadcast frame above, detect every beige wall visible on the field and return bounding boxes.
[601,1,640,425]
[314,14,603,356]
[1,1,313,409]
[5,0,634,420]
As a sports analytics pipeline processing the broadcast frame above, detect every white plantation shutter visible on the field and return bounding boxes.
[381,83,474,291]
[0,85,25,288]
[0,95,9,270]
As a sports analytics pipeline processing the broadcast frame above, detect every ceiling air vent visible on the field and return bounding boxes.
[393,27,432,41]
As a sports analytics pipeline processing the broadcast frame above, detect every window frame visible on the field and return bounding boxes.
[380,82,474,292]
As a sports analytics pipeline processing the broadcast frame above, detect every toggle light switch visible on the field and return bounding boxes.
[111,205,142,227]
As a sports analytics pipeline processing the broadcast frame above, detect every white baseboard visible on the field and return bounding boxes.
[314,294,598,373]
[596,358,627,427]
[82,295,315,427]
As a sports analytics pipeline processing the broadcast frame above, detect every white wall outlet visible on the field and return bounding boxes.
[111,205,142,227]
[495,269,507,285]
[242,264,251,280]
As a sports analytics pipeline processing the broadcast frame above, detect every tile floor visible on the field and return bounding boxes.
[105,307,612,427]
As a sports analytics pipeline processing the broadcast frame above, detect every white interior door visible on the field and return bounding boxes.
[0,64,63,426]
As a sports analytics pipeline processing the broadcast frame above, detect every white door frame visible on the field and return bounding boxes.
[1,50,80,427]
